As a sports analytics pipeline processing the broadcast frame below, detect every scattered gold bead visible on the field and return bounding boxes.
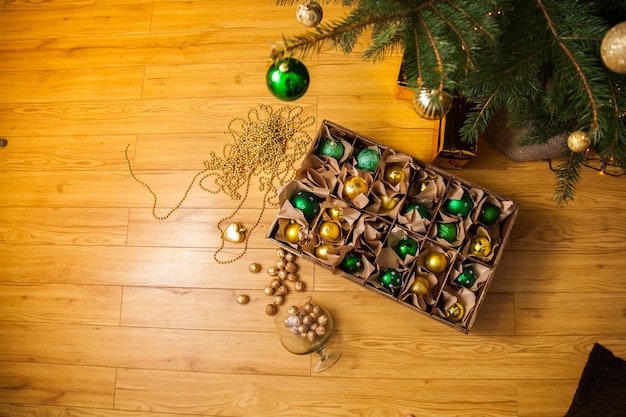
[248,263,261,273]
[273,295,285,306]
[263,286,275,296]
[294,281,305,292]
[236,294,250,305]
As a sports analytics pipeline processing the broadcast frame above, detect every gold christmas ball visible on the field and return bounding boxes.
[469,236,492,257]
[412,88,453,120]
[318,221,341,240]
[284,222,301,244]
[424,251,448,273]
[567,130,591,153]
[327,207,343,222]
[384,165,406,186]
[314,243,334,260]
[343,176,368,200]
[601,21,626,74]
[379,195,400,211]
[447,302,464,322]
[410,275,430,296]
[248,263,261,273]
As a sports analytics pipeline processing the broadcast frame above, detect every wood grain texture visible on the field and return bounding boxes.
[1,1,625,416]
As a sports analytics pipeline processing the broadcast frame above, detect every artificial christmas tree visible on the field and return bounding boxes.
[270,0,626,203]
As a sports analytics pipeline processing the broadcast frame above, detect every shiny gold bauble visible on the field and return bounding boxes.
[384,165,406,186]
[601,21,626,74]
[447,302,464,322]
[410,275,430,296]
[412,88,453,120]
[314,243,334,260]
[327,207,343,222]
[379,195,400,211]
[423,251,448,273]
[284,222,301,244]
[318,221,341,240]
[343,176,368,200]
[221,222,246,243]
[567,130,591,153]
[469,236,492,257]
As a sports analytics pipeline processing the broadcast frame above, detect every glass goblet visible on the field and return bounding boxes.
[274,296,342,373]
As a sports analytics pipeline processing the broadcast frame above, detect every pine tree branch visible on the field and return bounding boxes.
[535,0,600,133]
[429,3,472,72]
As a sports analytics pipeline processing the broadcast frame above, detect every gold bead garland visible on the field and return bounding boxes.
[125,104,315,264]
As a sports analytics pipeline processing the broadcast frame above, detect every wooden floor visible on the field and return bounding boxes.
[1,1,626,416]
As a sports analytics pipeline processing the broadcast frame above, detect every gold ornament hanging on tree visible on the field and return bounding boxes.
[601,21,626,74]
[567,130,592,153]
[125,104,315,264]
[412,88,453,120]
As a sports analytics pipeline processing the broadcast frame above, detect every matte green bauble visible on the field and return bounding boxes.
[339,251,363,274]
[355,148,380,172]
[443,191,474,218]
[393,236,419,260]
[290,190,321,221]
[317,137,345,160]
[453,266,477,288]
[436,222,457,242]
[379,268,403,289]
[266,58,310,101]
[402,201,431,219]
[478,203,501,226]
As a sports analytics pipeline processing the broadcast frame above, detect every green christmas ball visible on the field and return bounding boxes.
[453,266,477,288]
[393,236,419,260]
[443,191,474,218]
[355,148,381,172]
[379,268,403,289]
[402,201,431,219]
[266,57,310,101]
[339,251,363,274]
[436,222,457,242]
[290,190,321,221]
[478,203,501,226]
[317,137,345,160]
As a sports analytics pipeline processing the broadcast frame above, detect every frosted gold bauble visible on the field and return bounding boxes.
[284,222,301,244]
[601,21,626,74]
[567,130,591,153]
[343,176,368,200]
[424,251,448,273]
[318,221,341,240]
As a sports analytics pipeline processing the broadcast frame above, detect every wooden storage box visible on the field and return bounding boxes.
[267,120,518,333]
